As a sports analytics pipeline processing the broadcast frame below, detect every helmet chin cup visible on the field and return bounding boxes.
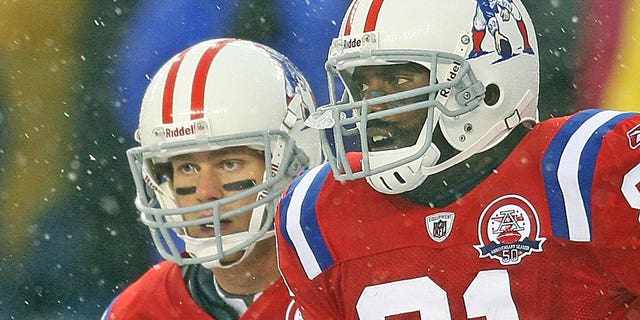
[181,202,269,269]
[366,143,441,194]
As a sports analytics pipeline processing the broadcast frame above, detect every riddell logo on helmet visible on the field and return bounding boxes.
[438,60,462,98]
[343,37,362,49]
[165,123,197,138]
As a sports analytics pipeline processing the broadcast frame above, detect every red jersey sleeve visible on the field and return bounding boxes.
[590,112,640,294]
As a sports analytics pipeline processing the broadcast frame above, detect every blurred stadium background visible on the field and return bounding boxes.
[0,0,637,318]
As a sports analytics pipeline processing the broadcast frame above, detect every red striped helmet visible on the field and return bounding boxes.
[127,38,321,268]
[308,0,539,194]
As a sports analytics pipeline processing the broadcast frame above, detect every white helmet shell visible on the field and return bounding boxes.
[312,0,539,194]
[127,38,322,268]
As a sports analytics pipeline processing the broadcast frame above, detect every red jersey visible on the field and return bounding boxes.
[276,109,640,319]
[101,260,297,320]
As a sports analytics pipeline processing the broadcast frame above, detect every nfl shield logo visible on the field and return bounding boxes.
[425,212,455,243]
[433,220,447,238]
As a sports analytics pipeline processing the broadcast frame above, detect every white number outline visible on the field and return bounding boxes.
[622,163,640,215]
[356,270,519,320]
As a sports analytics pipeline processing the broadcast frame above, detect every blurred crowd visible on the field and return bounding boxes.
[0,0,637,318]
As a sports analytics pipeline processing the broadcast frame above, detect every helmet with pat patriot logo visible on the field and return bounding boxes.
[309,0,539,194]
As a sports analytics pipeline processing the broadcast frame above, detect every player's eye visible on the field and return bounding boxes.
[393,76,410,86]
[221,160,241,171]
[178,163,199,175]
[357,82,371,99]
[385,74,412,87]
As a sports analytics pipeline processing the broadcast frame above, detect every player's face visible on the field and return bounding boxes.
[170,146,265,240]
[349,63,430,151]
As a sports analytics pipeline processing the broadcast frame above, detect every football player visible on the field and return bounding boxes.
[276,0,640,319]
[102,38,321,319]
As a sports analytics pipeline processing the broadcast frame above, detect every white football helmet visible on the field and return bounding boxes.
[127,38,322,269]
[306,0,539,194]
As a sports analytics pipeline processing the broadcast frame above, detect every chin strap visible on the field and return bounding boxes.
[422,90,536,176]
[194,206,275,270]
[204,230,275,270]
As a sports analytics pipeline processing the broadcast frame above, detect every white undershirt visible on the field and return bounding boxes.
[213,275,263,315]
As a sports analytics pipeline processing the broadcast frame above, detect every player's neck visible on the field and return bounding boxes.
[212,237,279,295]
[404,124,529,207]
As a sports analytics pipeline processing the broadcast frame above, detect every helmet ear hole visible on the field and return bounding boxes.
[484,84,500,106]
